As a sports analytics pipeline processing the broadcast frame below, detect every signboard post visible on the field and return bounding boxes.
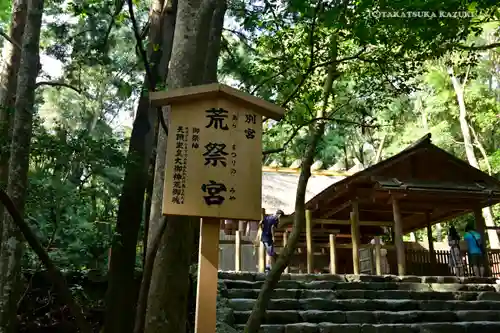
[150,83,284,333]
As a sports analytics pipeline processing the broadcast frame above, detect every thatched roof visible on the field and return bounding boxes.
[261,170,345,215]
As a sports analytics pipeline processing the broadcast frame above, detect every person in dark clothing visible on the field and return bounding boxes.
[256,209,284,272]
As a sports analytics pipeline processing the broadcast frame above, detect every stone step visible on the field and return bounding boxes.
[222,279,500,292]
[226,288,500,301]
[232,310,500,325]
[228,298,500,312]
[234,322,500,333]
[218,271,499,285]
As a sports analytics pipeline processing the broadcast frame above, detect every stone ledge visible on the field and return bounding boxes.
[234,322,500,333]
[218,271,500,285]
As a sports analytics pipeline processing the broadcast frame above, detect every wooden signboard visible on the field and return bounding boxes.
[150,83,284,333]
[150,83,284,221]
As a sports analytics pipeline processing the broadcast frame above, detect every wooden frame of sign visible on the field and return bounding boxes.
[150,83,284,333]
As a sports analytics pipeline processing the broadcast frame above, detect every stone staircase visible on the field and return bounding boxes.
[218,272,500,333]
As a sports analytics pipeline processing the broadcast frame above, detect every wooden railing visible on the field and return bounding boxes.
[404,249,500,278]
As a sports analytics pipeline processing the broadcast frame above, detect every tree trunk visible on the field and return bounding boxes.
[245,35,338,333]
[448,67,500,249]
[190,0,227,267]
[143,0,178,263]
[469,123,493,176]
[104,0,176,332]
[0,0,27,263]
[373,132,386,164]
[144,1,223,333]
[0,0,43,331]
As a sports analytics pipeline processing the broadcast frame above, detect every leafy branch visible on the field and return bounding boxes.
[35,81,82,94]
[262,112,378,156]
[0,189,92,333]
[280,2,322,108]
[126,0,154,89]
[457,42,500,51]
[0,29,21,50]
[125,0,168,135]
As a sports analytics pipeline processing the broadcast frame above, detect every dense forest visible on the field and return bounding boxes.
[0,0,500,332]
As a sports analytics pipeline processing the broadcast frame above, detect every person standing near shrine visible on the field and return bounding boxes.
[464,221,486,277]
[255,209,284,272]
[447,226,464,277]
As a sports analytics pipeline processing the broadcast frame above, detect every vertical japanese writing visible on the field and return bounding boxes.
[192,127,200,149]
[244,112,257,139]
[182,126,189,200]
[230,144,236,200]
[230,144,236,176]
[232,113,238,129]
[172,126,185,204]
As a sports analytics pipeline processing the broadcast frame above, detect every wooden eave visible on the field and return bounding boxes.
[149,83,285,120]
[286,133,500,235]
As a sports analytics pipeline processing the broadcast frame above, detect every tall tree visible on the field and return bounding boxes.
[0,0,44,331]
[0,0,27,276]
[448,66,500,248]
[144,0,226,332]
[104,0,176,332]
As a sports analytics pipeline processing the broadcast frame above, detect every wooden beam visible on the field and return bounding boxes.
[306,209,313,273]
[220,239,253,245]
[354,187,498,205]
[351,201,361,275]
[274,243,396,250]
[195,218,219,333]
[374,236,382,275]
[283,231,289,273]
[404,209,471,233]
[235,230,241,272]
[261,166,352,177]
[322,201,352,218]
[329,234,337,274]
[280,217,393,227]
[314,219,394,226]
[426,213,436,269]
[392,198,406,276]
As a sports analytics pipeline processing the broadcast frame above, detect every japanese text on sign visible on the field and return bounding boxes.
[203,142,228,167]
[205,108,229,130]
[192,127,200,149]
[172,126,187,204]
[244,112,257,139]
[201,180,226,205]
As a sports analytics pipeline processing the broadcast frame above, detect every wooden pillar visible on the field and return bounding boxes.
[283,230,289,274]
[258,208,266,272]
[474,208,491,275]
[329,234,337,274]
[195,218,219,333]
[306,209,314,273]
[374,236,382,276]
[351,201,360,275]
[426,213,436,269]
[235,230,241,272]
[392,198,406,276]
[474,208,487,241]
